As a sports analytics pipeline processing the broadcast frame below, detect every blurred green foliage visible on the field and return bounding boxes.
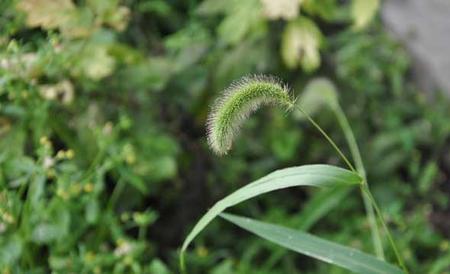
[0,0,449,273]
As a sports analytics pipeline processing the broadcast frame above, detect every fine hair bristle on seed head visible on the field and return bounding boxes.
[206,74,294,155]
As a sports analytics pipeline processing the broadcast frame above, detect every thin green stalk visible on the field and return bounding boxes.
[361,188,385,259]
[362,187,409,273]
[108,177,126,210]
[333,105,365,177]
[139,225,147,241]
[296,104,407,271]
[180,255,186,274]
[334,104,408,272]
[296,106,355,172]
[333,104,385,260]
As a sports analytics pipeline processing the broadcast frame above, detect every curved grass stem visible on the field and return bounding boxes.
[362,186,409,273]
[333,104,385,260]
[361,189,385,259]
[295,106,356,172]
[333,104,408,272]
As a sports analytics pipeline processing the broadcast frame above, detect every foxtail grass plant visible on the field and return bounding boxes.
[180,75,408,274]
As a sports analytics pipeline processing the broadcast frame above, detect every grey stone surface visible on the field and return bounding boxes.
[382,0,450,95]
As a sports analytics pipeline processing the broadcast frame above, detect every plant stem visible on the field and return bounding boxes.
[297,104,404,266]
[333,104,408,272]
[361,188,385,259]
[333,105,365,177]
[180,254,187,274]
[333,104,385,260]
[362,187,409,273]
[295,106,356,172]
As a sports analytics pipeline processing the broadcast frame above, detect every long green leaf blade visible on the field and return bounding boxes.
[180,164,362,269]
[221,213,403,274]
[262,186,353,269]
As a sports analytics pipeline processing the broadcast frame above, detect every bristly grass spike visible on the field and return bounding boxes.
[206,74,294,155]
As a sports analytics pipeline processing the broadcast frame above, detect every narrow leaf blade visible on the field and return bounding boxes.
[180,164,362,269]
[221,213,403,274]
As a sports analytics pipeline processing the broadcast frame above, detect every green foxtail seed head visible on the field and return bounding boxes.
[207,75,294,155]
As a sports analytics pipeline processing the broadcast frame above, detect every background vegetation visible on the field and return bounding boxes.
[1,0,449,273]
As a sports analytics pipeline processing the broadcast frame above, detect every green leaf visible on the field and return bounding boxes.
[258,187,353,270]
[72,42,115,80]
[196,0,229,15]
[180,164,362,269]
[0,235,23,266]
[294,77,339,120]
[17,0,75,30]
[149,259,172,274]
[211,260,234,274]
[29,174,46,207]
[221,213,403,274]
[281,17,323,72]
[85,199,99,224]
[418,162,438,194]
[260,0,302,20]
[351,0,380,30]
[31,223,63,244]
[217,0,264,45]
[429,251,450,274]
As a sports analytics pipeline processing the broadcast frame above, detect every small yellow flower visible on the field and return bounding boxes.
[84,251,96,263]
[56,150,66,159]
[56,188,70,200]
[46,168,56,178]
[65,149,74,159]
[125,154,135,165]
[122,143,136,165]
[120,212,130,222]
[83,183,94,193]
[39,136,50,146]
[196,245,209,257]
[2,212,14,224]
[56,149,74,160]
